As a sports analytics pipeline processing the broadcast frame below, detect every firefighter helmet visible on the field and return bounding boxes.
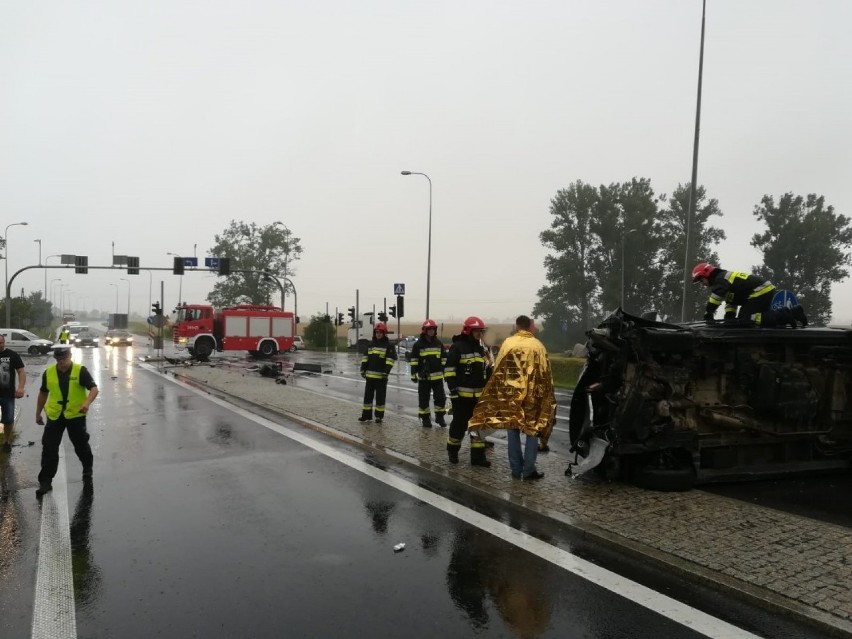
[692,262,717,282]
[374,322,388,333]
[421,319,437,331]
[461,316,487,335]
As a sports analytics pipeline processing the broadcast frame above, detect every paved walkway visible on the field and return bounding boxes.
[165,362,852,637]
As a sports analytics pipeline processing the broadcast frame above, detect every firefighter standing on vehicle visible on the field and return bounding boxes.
[444,316,491,467]
[692,262,807,327]
[358,322,397,424]
[410,319,448,428]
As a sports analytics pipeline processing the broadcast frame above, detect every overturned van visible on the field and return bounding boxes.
[567,310,852,491]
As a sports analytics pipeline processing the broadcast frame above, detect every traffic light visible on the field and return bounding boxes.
[378,311,388,323]
[152,302,162,316]
[75,255,88,274]
[218,258,231,276]
[397,295,405,318]
[337,312,344,325]
[127,256,140,275]
[347,306,355,321]
[388,305,396,318]
[173,256,185,275]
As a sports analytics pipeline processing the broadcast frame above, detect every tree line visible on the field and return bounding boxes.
[533,179,851,351]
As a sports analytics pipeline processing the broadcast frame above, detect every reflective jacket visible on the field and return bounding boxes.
[705,270,775,317]
[444,334,487,399]
[45,363,88,420]
[360,337,397,380]
[410,335,445,382]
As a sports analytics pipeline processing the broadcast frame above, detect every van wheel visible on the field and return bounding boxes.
[194,339,214,361]
[628,449,696,492]
[28,346,40,355]
[258,341,276,358]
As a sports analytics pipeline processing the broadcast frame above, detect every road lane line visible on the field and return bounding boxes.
[32,448,77,639]
[161,371,762,639]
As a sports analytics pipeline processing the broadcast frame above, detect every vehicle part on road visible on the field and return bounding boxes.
[568,309,852,490]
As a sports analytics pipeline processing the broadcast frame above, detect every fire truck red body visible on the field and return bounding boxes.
[173,304,296,360]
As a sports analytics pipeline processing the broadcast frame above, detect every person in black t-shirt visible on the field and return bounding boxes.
[0,335,26,453]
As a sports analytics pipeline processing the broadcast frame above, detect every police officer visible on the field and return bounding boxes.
[35,343,99,496]
[444,316,490,467]
[410,319,447,428]
[358,322,397,424]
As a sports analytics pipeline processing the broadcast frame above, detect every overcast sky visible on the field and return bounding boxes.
[2,0,850,325]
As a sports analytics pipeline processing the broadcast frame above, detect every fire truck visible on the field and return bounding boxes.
[172,304,296,361]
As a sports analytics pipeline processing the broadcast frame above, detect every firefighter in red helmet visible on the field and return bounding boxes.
[444,316,491,467]
[358,321,397,424]
[410,319,447,428]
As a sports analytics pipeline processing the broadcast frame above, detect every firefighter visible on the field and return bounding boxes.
[444,316,490,467]
[692,262,807,327]
[358,322,397,424]
[410,319,448,428]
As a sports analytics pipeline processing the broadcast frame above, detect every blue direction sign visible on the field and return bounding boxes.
[394,283,405,296]
[205,257,220,268]
[771,290,798,311]
[183,257,198,267]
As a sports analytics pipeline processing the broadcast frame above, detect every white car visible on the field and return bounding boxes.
[0,329,53,355]
[291,336,305,351]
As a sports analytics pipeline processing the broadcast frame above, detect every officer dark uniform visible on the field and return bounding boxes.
[358,322,397,424]
[410,319,447,428]
[692,262,807,327]
[444,316,490,467]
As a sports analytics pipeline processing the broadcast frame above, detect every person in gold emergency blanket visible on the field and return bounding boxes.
[468,315,556,480]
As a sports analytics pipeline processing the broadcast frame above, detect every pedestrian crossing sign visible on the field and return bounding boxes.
[394,283,405,296]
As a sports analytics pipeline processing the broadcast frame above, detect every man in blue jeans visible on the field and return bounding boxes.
[468,315,556,480]
[0,335,26,453]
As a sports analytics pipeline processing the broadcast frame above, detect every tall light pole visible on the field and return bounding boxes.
[401,171,432,319]
[4,221,29,326]
[33,239,44,303]
[681,0,707,322]
[120,278,131,315]
[50,278,62,312]
[621,229,638,309]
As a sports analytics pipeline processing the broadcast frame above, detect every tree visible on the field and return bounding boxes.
[207,221,303,308]
[656,183,726,321]
[751,193,851,325]
[0,290,53,331]
[303,314,335,348]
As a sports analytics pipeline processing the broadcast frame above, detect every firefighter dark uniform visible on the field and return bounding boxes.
[410,319,447,428]
[444,316,490,467]
[359,323,397,424]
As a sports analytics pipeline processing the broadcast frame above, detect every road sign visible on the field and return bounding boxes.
[394,283,405,296]
[205,257,220,268]
[183,257,198,267]
[148,314,167,328]
[771,290,798,311]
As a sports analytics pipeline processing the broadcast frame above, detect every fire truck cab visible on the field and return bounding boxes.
[173,304,296,361]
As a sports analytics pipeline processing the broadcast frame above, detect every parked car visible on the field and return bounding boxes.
[73,329,99,348]
[104,329,134,346]
[567,309,852,491]
[291,336,305,351]
[396,336,418,360]
[0,329,53,355]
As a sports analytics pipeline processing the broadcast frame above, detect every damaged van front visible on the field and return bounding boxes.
[567,310,852,491]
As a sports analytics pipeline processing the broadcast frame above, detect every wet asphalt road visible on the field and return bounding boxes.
[0,345,832,638]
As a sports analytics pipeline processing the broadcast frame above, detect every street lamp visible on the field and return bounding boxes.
[120,278,131,315]
[621,229,638,309]
[166,252,183,307]
[4,221,29,327]
[401,171,432,319]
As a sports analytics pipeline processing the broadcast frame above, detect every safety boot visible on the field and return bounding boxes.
[358,409,372,422]
[435,413,447,428]
[470,447,491,468]
[420,415,432,429]
[447,442,460,464]
[792,305,808,327]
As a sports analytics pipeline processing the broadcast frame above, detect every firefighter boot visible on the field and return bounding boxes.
[792,305,808,327]
[358,408,372,422]
[420,414,432,429]
[447,441,460,464]
[435,413,447,428]
[470,446,491,468]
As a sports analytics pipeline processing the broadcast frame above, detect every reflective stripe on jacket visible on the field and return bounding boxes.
[410,336,445,381]
[706,270,774,315]
[444,334,487,398]
[360,337,397,380]
[45,363,87,420]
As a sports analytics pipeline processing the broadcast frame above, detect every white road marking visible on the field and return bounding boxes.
[32,449,77,639]
[160,369,763,639]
